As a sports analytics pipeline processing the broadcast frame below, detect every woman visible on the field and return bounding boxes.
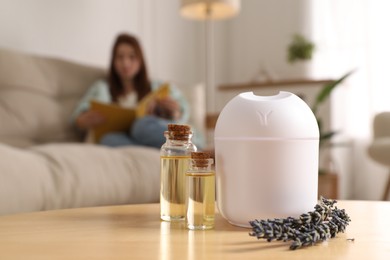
[71,33,190,148]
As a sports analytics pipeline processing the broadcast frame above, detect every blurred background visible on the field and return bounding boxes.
[1,0,389,201]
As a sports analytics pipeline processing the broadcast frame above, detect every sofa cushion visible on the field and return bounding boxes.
[0,143,53,214]
[0,48,105,147]
[0,143,160,215]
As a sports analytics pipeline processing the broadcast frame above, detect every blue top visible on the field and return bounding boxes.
[70,79,190,125]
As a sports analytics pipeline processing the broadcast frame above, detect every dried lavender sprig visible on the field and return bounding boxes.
[249,197,351,250]
[249,197,350,249]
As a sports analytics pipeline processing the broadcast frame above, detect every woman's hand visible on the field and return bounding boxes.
[148,97,181,120]
[76,110,106,130]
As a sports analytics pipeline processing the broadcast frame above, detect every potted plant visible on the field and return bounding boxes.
[312,71,354,148]
[286,34,315,78]
[312,70,354,198]
[287,34,315,63]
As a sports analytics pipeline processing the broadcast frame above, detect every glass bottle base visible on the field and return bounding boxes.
[187,224,214,230]
[160,215,185,222]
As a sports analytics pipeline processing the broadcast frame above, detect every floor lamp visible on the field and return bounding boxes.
[180,0,241,115]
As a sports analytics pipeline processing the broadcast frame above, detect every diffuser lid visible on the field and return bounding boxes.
[214,91,319,140]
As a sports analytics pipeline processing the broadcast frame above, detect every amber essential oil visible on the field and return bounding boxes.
[185,152,215,230]
[186,171,215,230]
[160,155,190,221]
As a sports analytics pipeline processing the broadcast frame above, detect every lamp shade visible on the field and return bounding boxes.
[180,0,240,20]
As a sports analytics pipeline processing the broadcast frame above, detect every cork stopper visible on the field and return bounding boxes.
[191,152,212,167]
[168,124,191,132]
[166,124,192,140]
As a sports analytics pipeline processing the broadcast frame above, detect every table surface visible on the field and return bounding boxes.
[0,200,389,259]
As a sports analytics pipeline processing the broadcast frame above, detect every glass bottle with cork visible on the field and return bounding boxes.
[186,152,215,230]
[160,124,197,221]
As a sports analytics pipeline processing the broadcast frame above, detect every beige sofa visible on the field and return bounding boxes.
[0,48,161,215]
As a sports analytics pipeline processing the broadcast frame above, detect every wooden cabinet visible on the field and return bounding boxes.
[318,173,339,199]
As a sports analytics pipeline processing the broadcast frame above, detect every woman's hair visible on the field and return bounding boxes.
[108,33,151,102]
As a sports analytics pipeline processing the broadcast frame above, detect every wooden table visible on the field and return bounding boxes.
[0,201,389,259]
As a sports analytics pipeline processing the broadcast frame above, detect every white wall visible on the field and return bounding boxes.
[0,0,202,87]
[214,0,314,110]
[0,0,137,67]
[224,0,312,83]
[152,0,202,85]
[0,0,311,101]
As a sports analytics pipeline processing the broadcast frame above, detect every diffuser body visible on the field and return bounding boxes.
[214,92,319,227]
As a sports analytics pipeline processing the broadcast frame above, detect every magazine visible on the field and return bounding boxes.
[90,83,170,142]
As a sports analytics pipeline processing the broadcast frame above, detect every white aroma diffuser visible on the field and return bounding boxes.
[214,91,319,227]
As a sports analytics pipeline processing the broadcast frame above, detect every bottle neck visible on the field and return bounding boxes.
[189,158,214,172]
[190,165,213,171]
[164,131,193,145]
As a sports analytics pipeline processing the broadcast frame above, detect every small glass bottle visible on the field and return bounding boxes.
[186,152,215,230]
[160,124,197,221]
